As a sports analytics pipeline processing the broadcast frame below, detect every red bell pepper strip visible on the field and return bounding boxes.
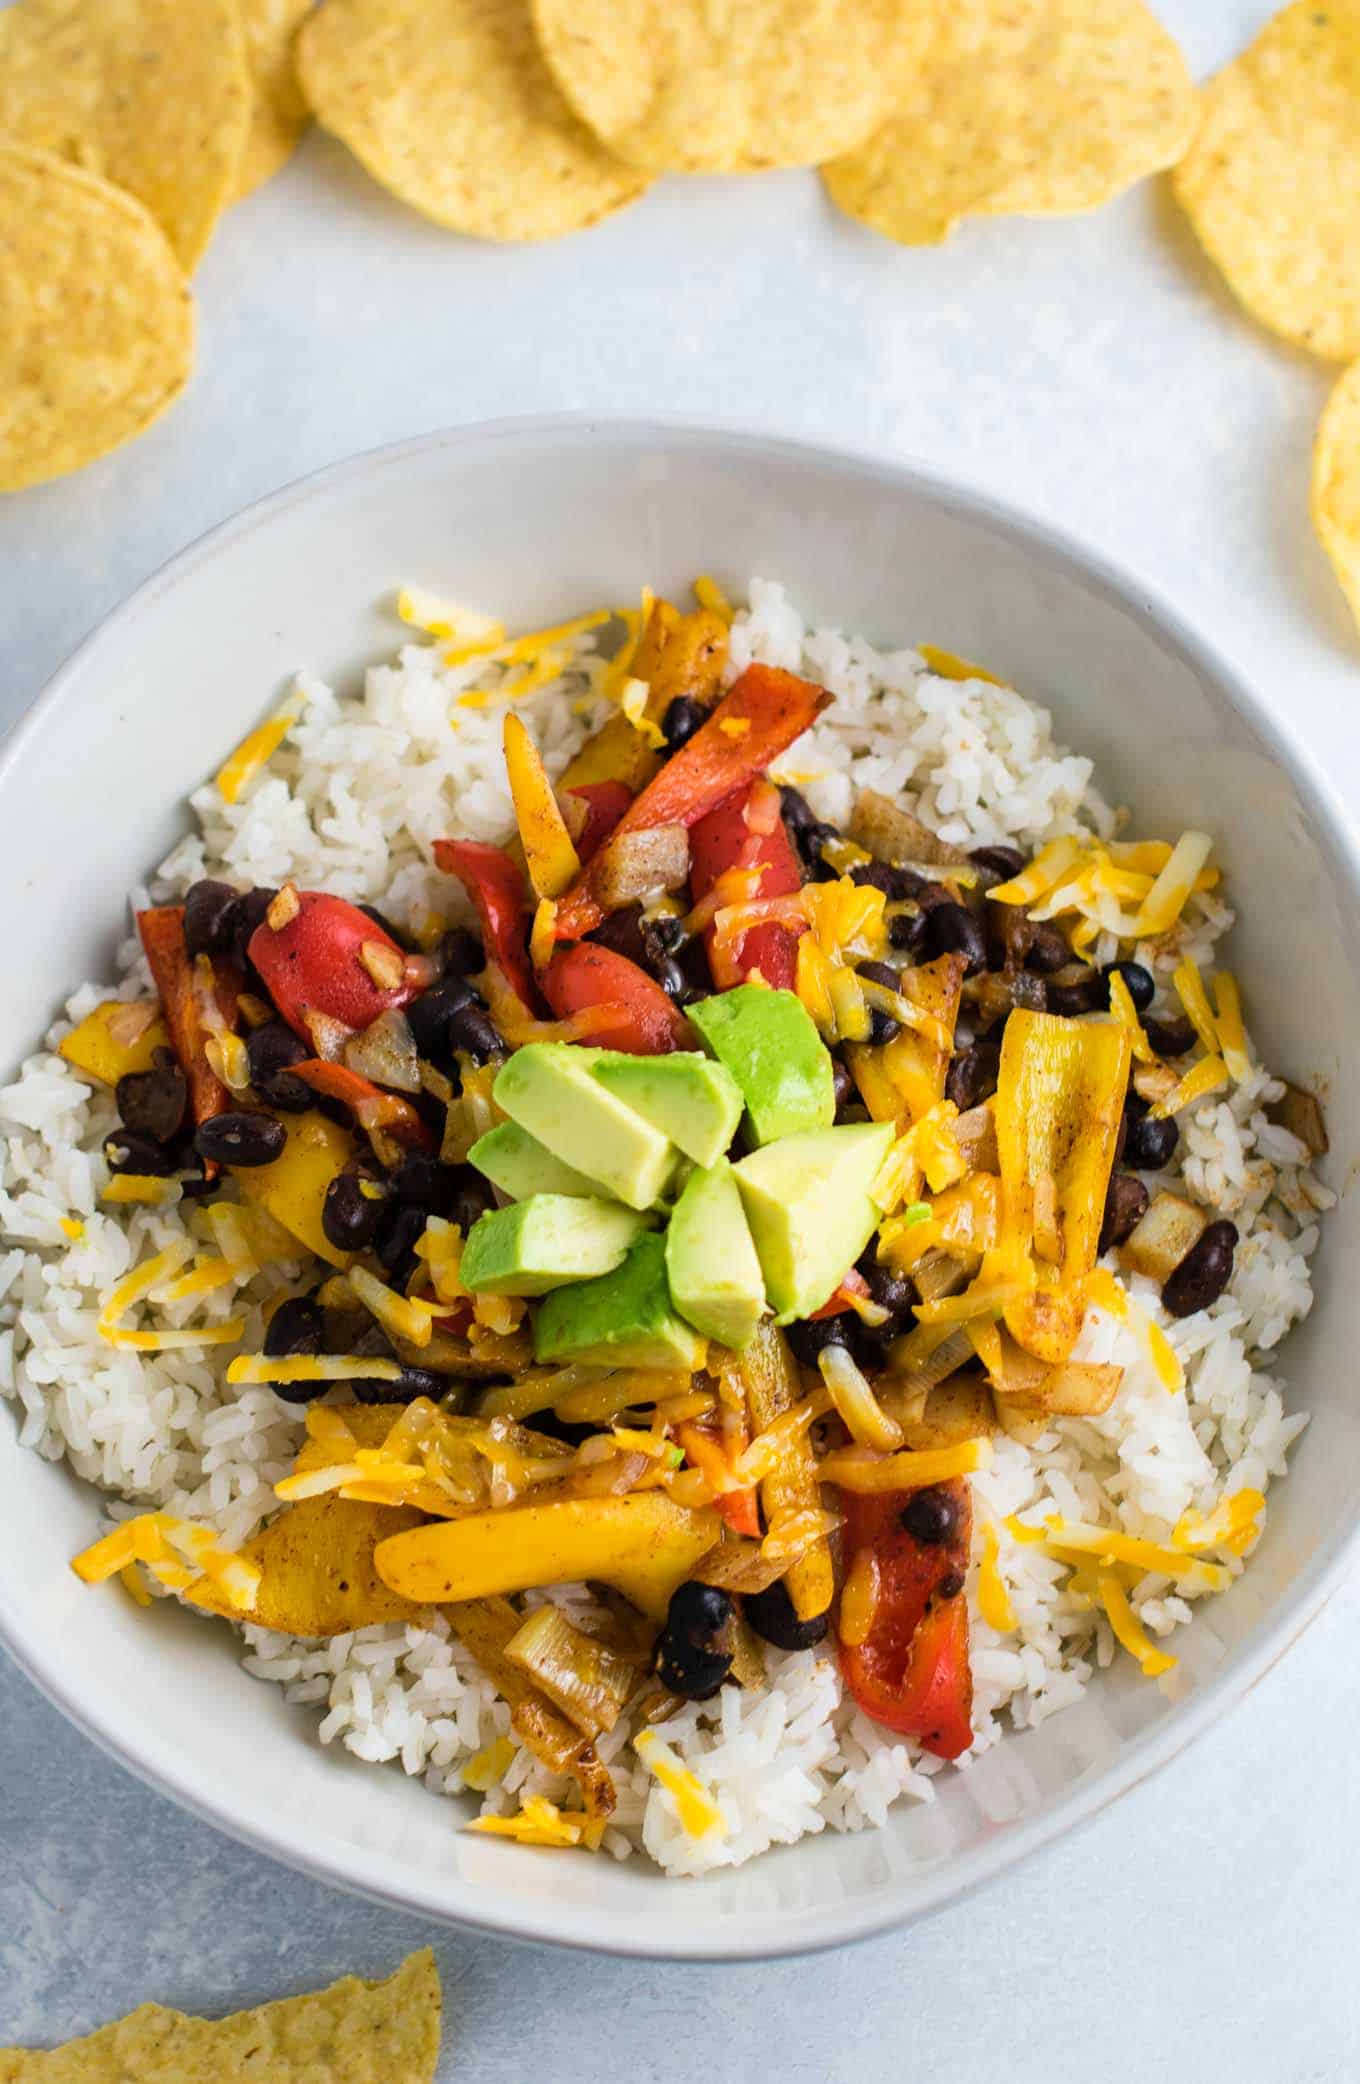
[689,778,806,990]
[838,1479,974,1760]
[553,664,830,940]
[541,943,691,1056]
[809,1266,872,1321]
[432,839,538,1013]
[288,1060,435,1151]
[136,907,238,1175]
[673,1419,762,1539]
[247,892,416,1045]
[566,781,634,864]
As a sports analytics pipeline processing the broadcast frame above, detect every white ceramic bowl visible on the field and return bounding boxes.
[3,418,1358,1960]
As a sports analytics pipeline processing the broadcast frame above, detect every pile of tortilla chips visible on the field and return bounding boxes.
[0,1948,440,2081]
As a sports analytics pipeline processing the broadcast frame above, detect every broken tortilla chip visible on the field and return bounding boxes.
[0,0,251,273]
[297,0,648,242]
[530,0,924,175]
[1313,358,1360,632]
[0,146,195,495]
[0,1949,440,2082]
[822,0,1195,246]
[236,0,314,199]
[1172,0,1360,361]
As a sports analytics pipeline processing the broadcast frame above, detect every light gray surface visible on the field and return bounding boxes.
[1,0,1357,2068]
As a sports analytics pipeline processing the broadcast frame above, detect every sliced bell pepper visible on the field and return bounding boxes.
[289,1059,435,1151]
[247,891,416,1043]
[432,838,539,1013]
[136,907,238,1173]
[994,1009,1132,1364]
[554,663,830,940]
[674,1419,761,1540]
[838,1478,974,1760]
[503,713,581,900]
[540,942,691,1056]
[689,778,806,990]
[566,780,634,863]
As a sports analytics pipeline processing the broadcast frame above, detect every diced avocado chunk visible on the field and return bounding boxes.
[461,1195,649,1298]
[591,1050,743,1168]
[493,1043,675,1211]
[664,1158,765,1350]
[468,1120,603,1202]
[687,986,834,1146]
[733,1121,894,1322]
[534,1233,708,1370]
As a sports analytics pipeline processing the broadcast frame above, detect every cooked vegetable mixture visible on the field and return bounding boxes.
[4,580,1328,1872]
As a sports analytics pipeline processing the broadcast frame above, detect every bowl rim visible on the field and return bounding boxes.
[4,410,1358,1961]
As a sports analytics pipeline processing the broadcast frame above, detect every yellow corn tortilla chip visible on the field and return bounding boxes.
[822,0,1196,246]
[0,1949,440,2082]
[1313,359,1360,632]
[1172,1,1360,361]
[0,146,195,495]
[297,0,648,242]
[0,0,251,273]
[530,0,922,174]
[236,0,314,199]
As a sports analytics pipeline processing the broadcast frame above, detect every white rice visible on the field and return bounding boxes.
[0,580,1329,1876]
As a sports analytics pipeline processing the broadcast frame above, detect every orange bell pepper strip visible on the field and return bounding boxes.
[553,664,830,940]
[136,906,238,1176]
[289,1060,435,1151]
[838,1478,974,1760]
[674,1420,762,1540]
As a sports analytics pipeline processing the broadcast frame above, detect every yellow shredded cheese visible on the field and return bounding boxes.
[1148,1053,1228,1121]
[101,1174,181,1206]
[978,1523,1017,1633]
[530,898,558,971]
[1173,1488,1265,1557]
[227,1353,404,1387]
[918,643,1004,686]
[619,675,666,747]
[467,1796,591,1848]
[1085,1267,1184,1392]
[158,1256,237,1305]
[828,964,870,1044]
[349,1263,436,1348]
[1107,969,1154,1063]
[1172,958,1219,1056]
[1010,1514,1229,1592]
[818,1437,993,1490]
[72,1512,259,1613]
[693,574,733,623]
[1211,971,1252,1083]
[461,1736,517,1793]
[839,1547,881,1648]
[101,1321,245,1352]
[398,587,502,646]
[1131,829,1213,938]
[634,1731,725,1840]
[1099,1575,1176,1679]
[98,1240,193,1332]
[215,694,303,806]
[58,1216,84,1241]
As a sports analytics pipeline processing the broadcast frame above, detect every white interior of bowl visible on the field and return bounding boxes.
[2,419,1357,1959]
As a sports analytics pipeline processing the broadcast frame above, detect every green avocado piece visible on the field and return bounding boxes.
[687,986,835,1147]
[468,1120,602,1201]
[664,1158,765,1350]
[733,1121,895,1322]
[461,1195,649,1298]
[492,1043,675,1210]
[533,1233,708,1370]
[591,1050,744,1168]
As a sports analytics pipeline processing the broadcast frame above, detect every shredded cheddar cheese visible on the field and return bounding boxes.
[1212,971,1251,1083]
[215,693,303,806]
[58,1216,84,1241]
[634,1731,725,1840]
[461,1736,516,1793]
[349,1263,437,1348]
[101,1174,181,1206]
[978,1523,1017,1633]
[619,675,666,747]
[1173,957,1219,1056]
[1099,1575,1176,1679]
[1148,1053,1228,1121]
[228,1352,404,1387]
[72,1512,260,1614]
[1173,1488,1265,1557]
[467,1795,597,1849]
[818,1437,994,1490]
[1006,1514,1230,1593]
[693,574,733,623]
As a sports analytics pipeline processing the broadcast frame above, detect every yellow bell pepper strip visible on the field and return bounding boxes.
[503,712,582,900]
[993,1009,1132,1364]
[847,954,966,1125]
[58,999,169,1085]
[233,1108,356,1268]
[182,1494,424,1635]
[373,1492,720,1622]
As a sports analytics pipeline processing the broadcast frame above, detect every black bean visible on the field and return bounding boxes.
[856,960,899,994]
[783,1314,852,1367]
[900,1486,960,1546]
[916,880,957,914]
[888,909,928,953]
[104,1127,178,1176]
[1103,959,1155,1013]
[1143,1014,1196,1058]
[377,1200,428,1286]
[777,786,816,838]
[1124,1100,1180,1171]
[801,819,841,870]
[245,1018,312,1111]
[969,844,1025,885]
[1047,969,1105,1016]
[651,954,688,1001]
[742,1580,830,1652]
[194,1111,286,1168]
[867,1008,900,1046]
[945,1038,1001,1111]
[448,1166,494,1238]
[228,888,278,971]
[1009,972,1048,1012]
[1099,1172,1151,1255]
[406,977,477,1061]
[1025,923,1071,974]
[353,1366,448,1405]
[859,1256,914,1322]
[263,1293,324,1361]
[831,1058,856,1121]
[851,860,926,901]
[587,904,650,968]
[322,1172,385,1253]
[922,901,987,974]
[647,913,686,955]
[390,1153,456,1215]
[661,696,705,753]
[115,1055,187,1144]
[183,879,241,959]
[445,999,503,1065]
[655,1581,733,1700]
[1162,1219,1238,1319]
[438,927,485,977]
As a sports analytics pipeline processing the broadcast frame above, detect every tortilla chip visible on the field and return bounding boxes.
[0,0,251,272]
[530,0,922,174]
[822,0,1196,246]
[1172,1,1360,361]
[0,1949,440,2082]
[0,146,195,495]
[1313,360,1360,632]
[236,0,314,199]
[297,0,648,242]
